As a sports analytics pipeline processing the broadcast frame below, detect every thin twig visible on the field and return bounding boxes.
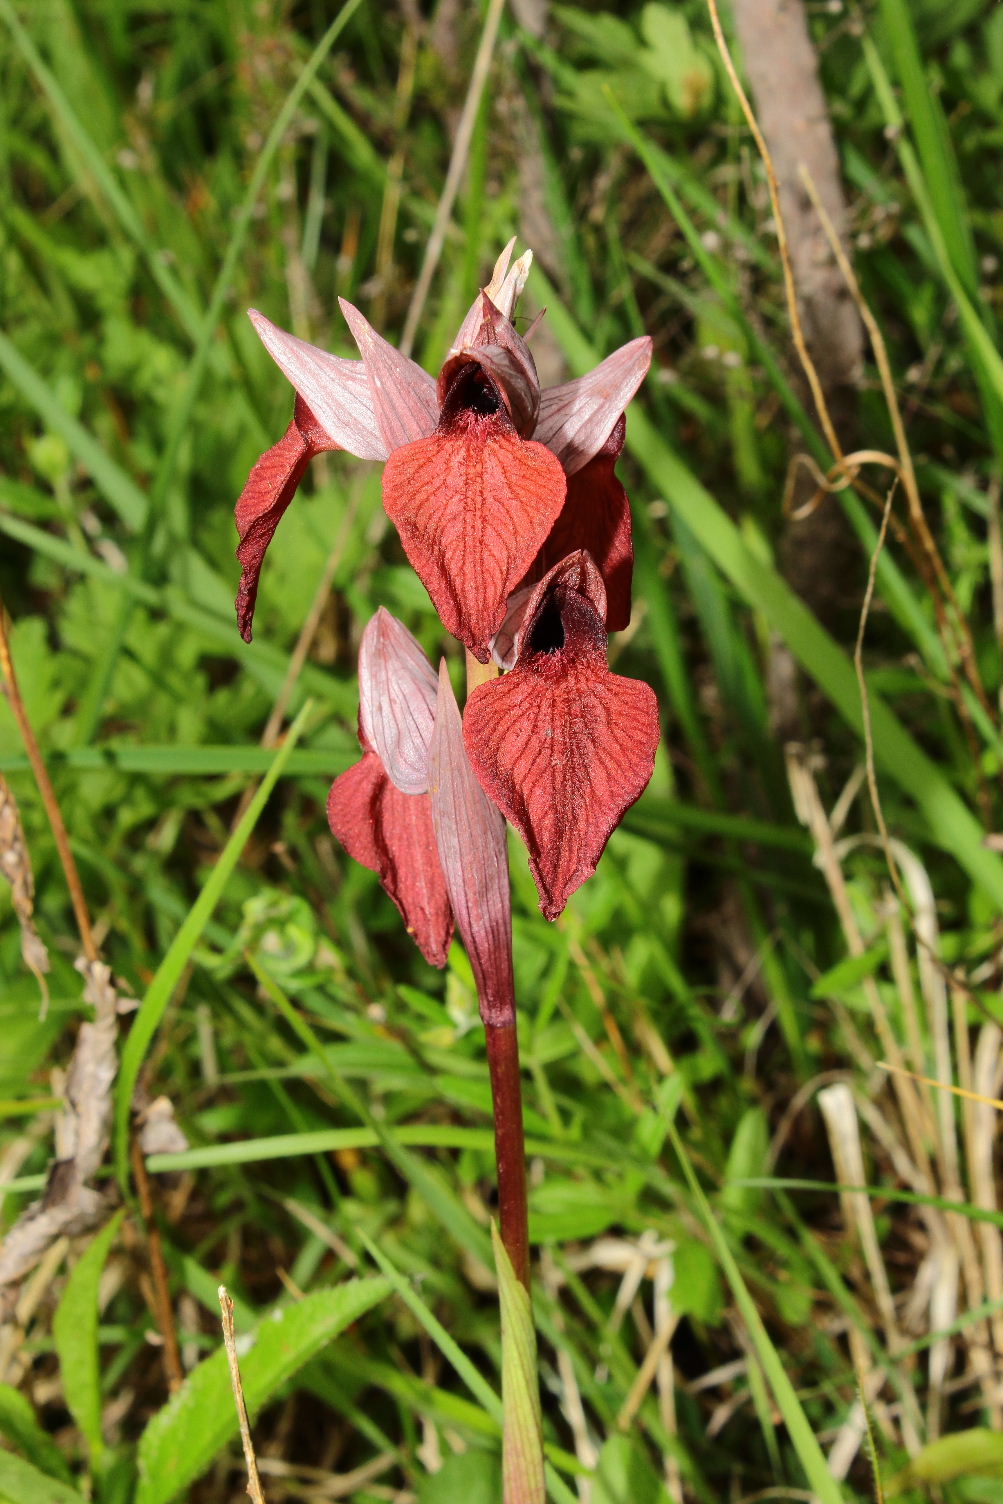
[704,0,845,468]
[853,479,907,910]
[799,165,991,724]
[131,1136,184,1393]
[399,0,508,357]
[0,599,98,963]
[219,1285,268,1504]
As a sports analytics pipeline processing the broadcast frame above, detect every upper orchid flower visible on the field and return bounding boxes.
[235,242,652,659]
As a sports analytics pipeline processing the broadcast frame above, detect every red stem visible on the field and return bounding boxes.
[485,1018,530,1290]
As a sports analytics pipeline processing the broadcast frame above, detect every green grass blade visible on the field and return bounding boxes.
[134,1278,390,1504]
[0,1451,86,1504]
[113,701,314,1188]
[0,0,204,343]
[664,1117,843,1504]
[535,279,1003,911]
[0,331,148,528]
[52,1210,124,1467]
[875,0,979,301]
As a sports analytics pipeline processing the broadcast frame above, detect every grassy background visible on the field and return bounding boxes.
[1,0,1001,1500]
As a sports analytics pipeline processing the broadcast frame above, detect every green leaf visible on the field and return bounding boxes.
[113,700,314,1188]
[0,1451,85,1504]
[639,4,714,117]
[889,1429,1003,1492]
[721,1107,769,1220]
[0,1384,75,1485]
[810,941,890,1000]
[591,1433,667,1504]
[493,1226,544,1504]
[417,1449,501,1504]
[135,1277,390,1504]
[671,1241,723,1324]
[52,1210,124,1465]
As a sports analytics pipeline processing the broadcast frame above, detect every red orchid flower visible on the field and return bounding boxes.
[235,243,651,659]
[326,609,453,968]
[463,551,660,921]
[326,610,516,1023]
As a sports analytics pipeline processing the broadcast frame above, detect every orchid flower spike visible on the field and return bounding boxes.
[235,241,652,658]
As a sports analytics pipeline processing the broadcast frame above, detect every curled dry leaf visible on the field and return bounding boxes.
[0,772,50,1005]
[0,957,121,1295]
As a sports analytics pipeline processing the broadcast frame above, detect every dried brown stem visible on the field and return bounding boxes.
[131,1136,184,1393]
[0,600,98,963]
[219,1286,269,1504]
[399,0,507,357]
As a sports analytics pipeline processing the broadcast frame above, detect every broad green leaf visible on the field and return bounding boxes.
[810,941,890,999]
[53,1210,124,1464]
[135,1277,390,1504]
[671,1241,723,1324]
[493,1226,544,1504]
[889,1429,1003,1492]
[0,1384,75,1484]
[721,1107,769,1220]
[0,1450,85,1504]
[591,1433,667,1504]
[417,1449,500,1504]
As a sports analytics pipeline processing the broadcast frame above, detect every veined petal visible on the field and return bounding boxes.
[248,309,388,460]
[534,336,652,476]
[452,239,522,349]
[358,608,438,795]
[327,748,453,968]
[235,397,336,643]
[525,414,633,631]
[428,663,514,1027]
[463,552,660,920]
[381,408,567,661]
[338,298,440,451]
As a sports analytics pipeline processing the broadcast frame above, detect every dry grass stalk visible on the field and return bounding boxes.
[0,602,99,965]
[219,1285,269,1504]
[800,167,991,725]
[0,771,50,1006]
[398,0,507,357]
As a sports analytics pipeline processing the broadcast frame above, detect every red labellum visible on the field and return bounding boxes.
[235,397,338,643]
[327,747,453,968]
[463,552,660,920]
[382,397,567,662]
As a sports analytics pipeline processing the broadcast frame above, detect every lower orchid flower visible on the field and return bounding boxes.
[464,551,660,920]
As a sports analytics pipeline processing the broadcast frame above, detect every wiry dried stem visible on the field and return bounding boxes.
[0,599,98,964]
[219,1286,269,1504]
